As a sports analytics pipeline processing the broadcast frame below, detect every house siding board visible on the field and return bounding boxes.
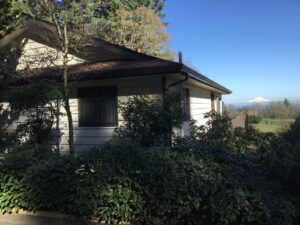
[56,76,162,152]
[190,87,212,125]
[2,74,225,152]
[181,82,213,136]
[1,75,162,152]
[17,39,85,71]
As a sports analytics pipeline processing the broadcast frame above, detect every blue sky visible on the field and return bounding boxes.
[163,0,300,103]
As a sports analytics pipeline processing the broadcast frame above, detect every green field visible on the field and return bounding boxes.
[251,118,294,133]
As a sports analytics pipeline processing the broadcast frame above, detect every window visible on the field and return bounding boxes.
[78,86,117,127]
[183,88,190,121]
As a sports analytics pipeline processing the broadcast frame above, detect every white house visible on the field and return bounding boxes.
[0,18,231,153]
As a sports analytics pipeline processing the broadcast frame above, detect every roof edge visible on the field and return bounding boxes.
[181,65,232,94]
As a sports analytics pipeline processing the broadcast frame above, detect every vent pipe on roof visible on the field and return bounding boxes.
[178,51,183,64]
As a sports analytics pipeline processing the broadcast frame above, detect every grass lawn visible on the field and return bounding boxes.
[251,118,294,133]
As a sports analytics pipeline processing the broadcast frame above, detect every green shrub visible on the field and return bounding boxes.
[81,140,225,225]
[0,114,299,225]
[0,104,19,149]
[284,114,300,145]
[189,111,284,154]
[248,115,263,124]
[8,81,63,145]
[114,94,183,147]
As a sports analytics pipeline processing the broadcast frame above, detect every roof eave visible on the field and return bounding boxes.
[181,65,232,94]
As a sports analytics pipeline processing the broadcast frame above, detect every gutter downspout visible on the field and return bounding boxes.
[168,71,189,88]
[166,71,189,139]
[167,51,188,88]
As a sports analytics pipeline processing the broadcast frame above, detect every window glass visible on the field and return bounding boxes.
[78,86,117,127]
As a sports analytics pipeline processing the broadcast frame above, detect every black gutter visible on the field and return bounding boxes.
[168,71,189,88]
[182,65,232,94]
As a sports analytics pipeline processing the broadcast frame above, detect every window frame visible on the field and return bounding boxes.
[78,86,118,128]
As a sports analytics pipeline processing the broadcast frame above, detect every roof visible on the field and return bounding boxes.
[21,60,231,94]
[0,17,231,94]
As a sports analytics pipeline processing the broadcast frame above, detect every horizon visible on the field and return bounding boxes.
[163,0,300,104]
[224,96,300,105]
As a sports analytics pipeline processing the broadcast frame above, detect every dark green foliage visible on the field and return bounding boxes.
[0,40,23,93]
[0,104,19,149]
[1,136,299,225]
[9,82,62,110]
[190,111,288,154]
[114,94,183,147]
[93,0,166,18]
[284,114,300,145]
[0,0,22,37]
[248,115,262,124]
[0,103,299,225]
[15,107,56,144]
[8,82,63,144]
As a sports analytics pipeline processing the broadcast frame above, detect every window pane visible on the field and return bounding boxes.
[79,98,98,126]
[78,87,99,98]
[78,86,117,127]
[98,97,117,125]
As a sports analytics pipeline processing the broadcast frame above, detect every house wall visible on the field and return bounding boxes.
[57,75,163,153]
[17,39,85,71]
[215,95,223,114]
[181,82,223,136]
[0,35,228,153]
[51,75,223,152]
[1,75,224,153]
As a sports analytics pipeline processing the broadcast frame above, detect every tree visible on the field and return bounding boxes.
[0,52,20,149]
[24,0,104,156]
[0,0,24,37]
[89,0,173,59]
[284,98,290,108]
[101,6,174,60]
[91,0,167,18]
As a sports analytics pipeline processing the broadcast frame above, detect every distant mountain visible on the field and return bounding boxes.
[249,97,270,103]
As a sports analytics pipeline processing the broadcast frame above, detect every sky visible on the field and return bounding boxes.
[163,0,300,104]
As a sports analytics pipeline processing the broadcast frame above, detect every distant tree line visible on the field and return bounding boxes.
[227,98,300,119]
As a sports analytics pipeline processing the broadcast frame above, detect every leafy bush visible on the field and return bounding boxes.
[0,104,19,149]
[284,114,300,145]
[248,115,262,124]
[114,94,183,147]
[8,82,63,145]
[78,140,226,225]
[0,108,299,224]
[0,139,299,225]
[189,111,282,153]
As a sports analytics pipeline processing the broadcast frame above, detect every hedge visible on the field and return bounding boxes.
[0,139,299,225]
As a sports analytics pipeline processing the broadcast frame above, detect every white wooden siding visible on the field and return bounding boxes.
[17,39,85,71]
[1,76,162,153]
[1,35,228,153]
[58,76,162,153]
[189,86,212,126]
[181,83,214,136]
